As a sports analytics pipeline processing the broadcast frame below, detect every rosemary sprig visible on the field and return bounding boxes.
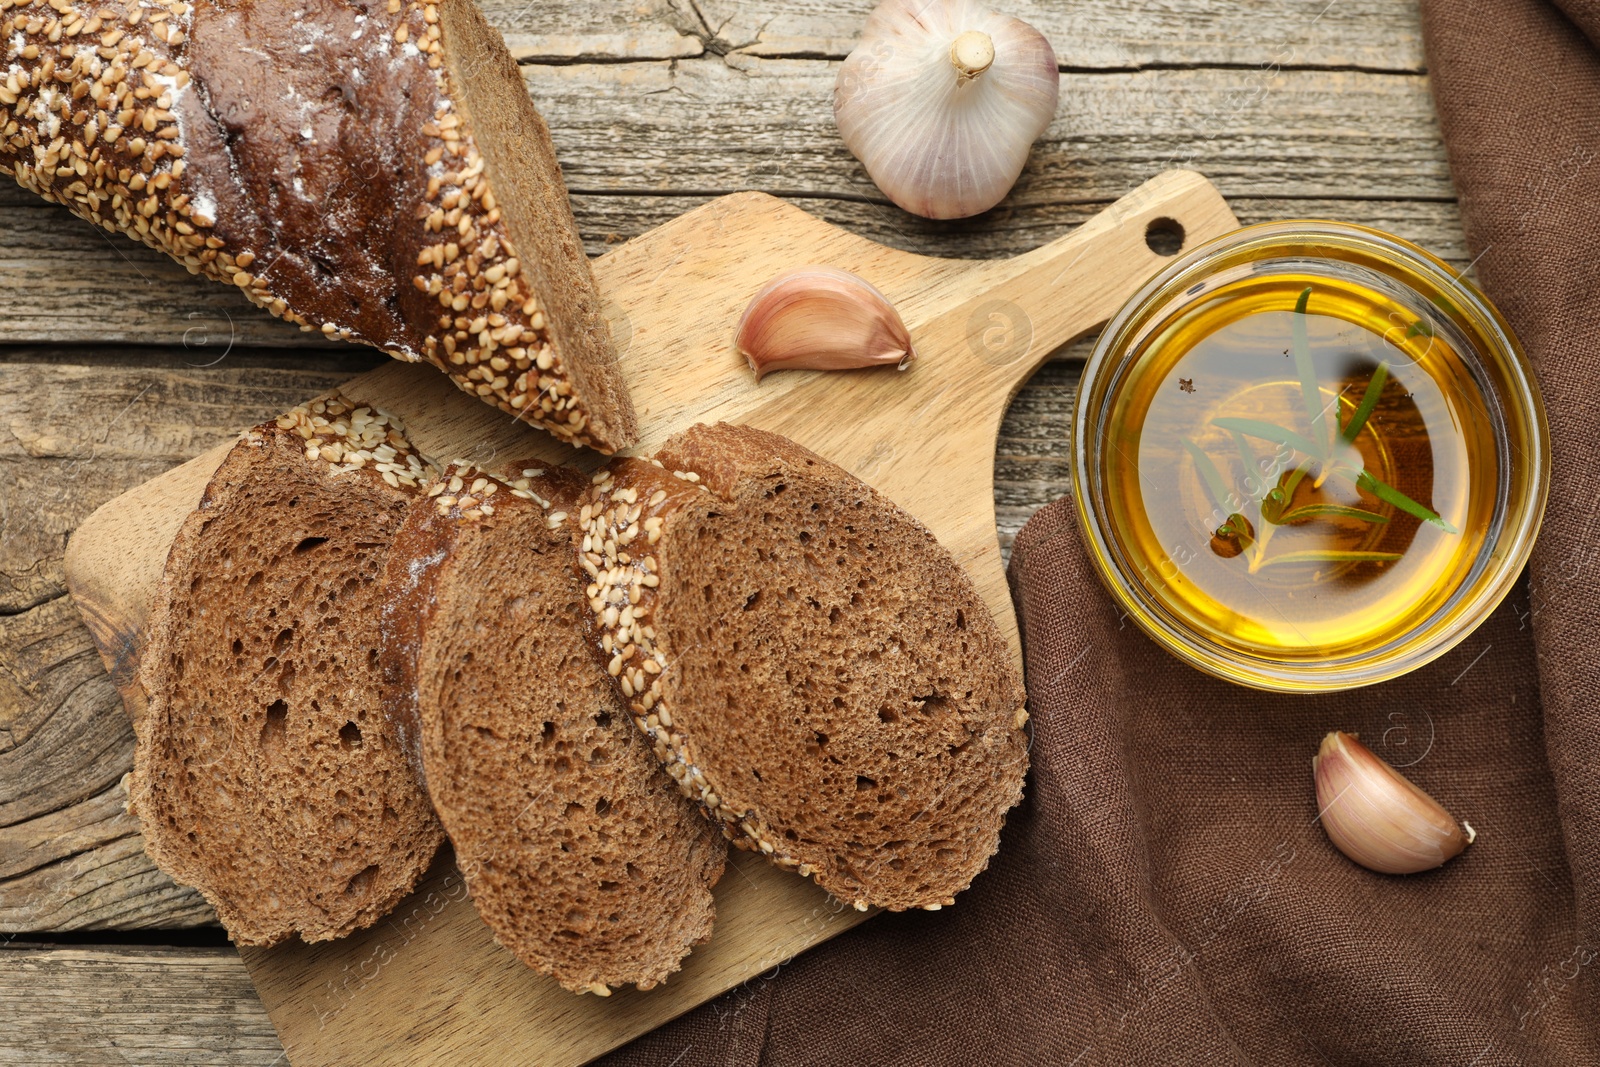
[1224,515,1256,551]
[1181,283,1461,571]
[1277,462,1312,507]
[1220,421,1458,535]
[1182,437,1236,518]
[1229,429,1264,499]
[1184,436,1257,560]
[1352,469,1460,534]
[1342,361,1389,443]
[1211,417,1321,460]
[1274,503,1390,525]
[1291,285,1332,457]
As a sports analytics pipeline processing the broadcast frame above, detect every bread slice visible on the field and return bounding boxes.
[0,0,636,453]
[131,393,445,945]
[381,461,726,993]
[578,423,1029,912]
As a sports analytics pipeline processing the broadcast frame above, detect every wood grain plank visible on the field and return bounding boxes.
[0,591,219,933]
[0,595,134,828]
[523,61,1447,202]
[0,60,1448,346]
[0,194,314,348]
[0,806,217,931]
[481,0,1425,70]
[0,944,282,1066]
[487,0,705,61]
[0,353,382,615]
[0,353,385,934]
[995,355,1083,557]
[571,194,1471,267]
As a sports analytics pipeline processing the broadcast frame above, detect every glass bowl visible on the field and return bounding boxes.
[1071,220,1549,692]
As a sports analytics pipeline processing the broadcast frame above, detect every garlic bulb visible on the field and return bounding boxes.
[1313,731,1475,875]
[834,0,1059,220]
[735,266,915,381]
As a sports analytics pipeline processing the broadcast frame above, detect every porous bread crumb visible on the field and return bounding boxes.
[579,423,1029,913]
[380,459,725,991]
[130,391,444,946]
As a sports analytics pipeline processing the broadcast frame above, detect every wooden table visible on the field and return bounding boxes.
[0,0,1463,1060]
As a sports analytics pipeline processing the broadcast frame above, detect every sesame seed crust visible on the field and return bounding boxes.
[268,392,436,490]
[0,0,209,273]
[402,0,614,451]
[0,0,634,453]
[421,458,570,527]
[577,460,782,866]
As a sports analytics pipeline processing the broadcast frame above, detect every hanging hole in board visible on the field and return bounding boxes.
[1145,217,1185,256]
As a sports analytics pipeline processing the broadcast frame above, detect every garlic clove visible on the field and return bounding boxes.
[735,266,916,382]
[1313,730,1475,875]
[834,0,1059,220]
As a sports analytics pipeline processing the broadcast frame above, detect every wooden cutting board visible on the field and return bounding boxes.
[63,169,1237,1067]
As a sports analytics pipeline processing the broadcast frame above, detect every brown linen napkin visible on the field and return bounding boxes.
[600,0,1600,1060]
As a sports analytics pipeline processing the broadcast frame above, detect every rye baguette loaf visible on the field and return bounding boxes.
[131,393,445,945]
[380,461,726,994]
[579,423,1029,912]
[0,0,636,452]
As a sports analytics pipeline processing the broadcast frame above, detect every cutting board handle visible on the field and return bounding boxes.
[910,169,1238,410]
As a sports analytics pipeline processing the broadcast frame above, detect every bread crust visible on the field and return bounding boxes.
[0,0,635,452]
[132,393,444,945]
[381,460,725,993]
[578,423,1029,912]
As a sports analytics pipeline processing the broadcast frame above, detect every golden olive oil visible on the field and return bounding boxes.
[1101,273,1500,659]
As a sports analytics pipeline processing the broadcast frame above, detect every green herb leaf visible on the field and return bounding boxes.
[1229,429,1266,497]
[1273,503,1391,525]
[1291,285,1330,458]
[1341,361,1389,443]
[1182,437,1235,516]
[1255,549,1404,569]
[1211,417,1321,459]
[1354,470,1461,534]
[1406,319,1435,338]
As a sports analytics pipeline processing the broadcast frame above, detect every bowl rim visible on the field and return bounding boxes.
[1070,218,1551,693]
